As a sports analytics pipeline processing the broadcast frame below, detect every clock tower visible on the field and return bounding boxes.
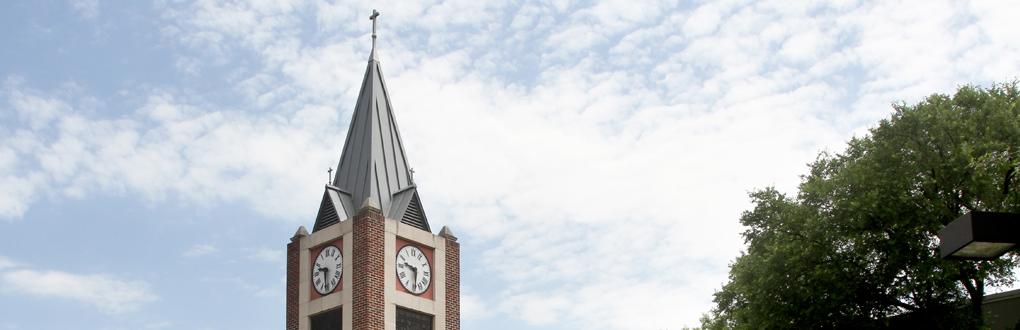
[286,10,460,330]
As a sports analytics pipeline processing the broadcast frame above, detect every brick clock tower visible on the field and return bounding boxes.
[286,11,460,330]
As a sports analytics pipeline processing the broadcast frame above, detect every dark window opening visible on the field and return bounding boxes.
[396,307,433,330]
[310,308,342,330]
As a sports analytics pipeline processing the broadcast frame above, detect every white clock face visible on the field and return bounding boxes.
[395,245,431,295]
[312,245,342,295]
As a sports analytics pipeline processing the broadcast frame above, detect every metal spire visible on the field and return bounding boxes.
[312,9,431,233]
[369,9,380,61]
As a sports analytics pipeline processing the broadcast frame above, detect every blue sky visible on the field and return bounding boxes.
[1,0,1018,329]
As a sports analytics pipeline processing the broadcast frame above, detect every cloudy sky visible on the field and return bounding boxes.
[1,0,1018,329]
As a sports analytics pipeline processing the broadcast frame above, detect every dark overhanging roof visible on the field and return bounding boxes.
[312,52,430,233]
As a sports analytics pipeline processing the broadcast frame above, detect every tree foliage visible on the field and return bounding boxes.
[703,83,1020,329]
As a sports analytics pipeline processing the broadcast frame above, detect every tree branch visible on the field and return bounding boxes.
[1003,154,1015,196]
[889,299,918,311]
[959,274,980,301]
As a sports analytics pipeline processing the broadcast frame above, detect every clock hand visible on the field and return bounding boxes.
[319,267,330,282]
[403,262,417,272]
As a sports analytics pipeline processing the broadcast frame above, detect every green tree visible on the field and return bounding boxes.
[703,83,1020,329]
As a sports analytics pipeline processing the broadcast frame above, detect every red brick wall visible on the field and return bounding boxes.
[445,239,460,330]
[352,207,385,330]
[286,240,299,330]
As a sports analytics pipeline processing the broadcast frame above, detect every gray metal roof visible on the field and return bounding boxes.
[312,56,430,233]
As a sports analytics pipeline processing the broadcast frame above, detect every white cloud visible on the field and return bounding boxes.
[184,244,283,263]
[0,266,156,314]
[778,28,833,64]
[459,289,490,321]
[500,280,717,329]
[141,321,174,329]
[0,256,14,270]
[545,24,610,58]
[5,84,71,130]
[0,86,338,220]
[245,247,284,263]
[419,0,505,28]
[182,244,218,258]
[203,276,277,298]
[0,146,42,219]
[683,2,724,37]
[157,0,305,66]
[69,0,99,19]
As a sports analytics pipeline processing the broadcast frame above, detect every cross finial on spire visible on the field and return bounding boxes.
[327,167,333,183]
[369,9,380,61]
